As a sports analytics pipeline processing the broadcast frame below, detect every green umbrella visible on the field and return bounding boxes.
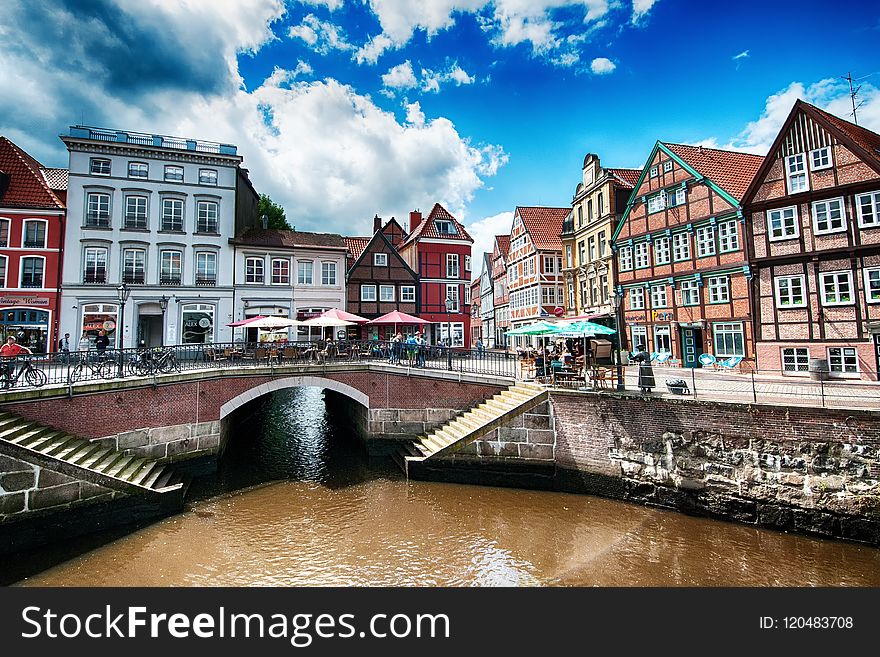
[552,320,616,337]
[506,321,560,336]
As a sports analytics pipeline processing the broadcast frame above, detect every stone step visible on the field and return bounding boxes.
[90,450,122,473]
[20,429,64,451]
[102,454,133,478]
[437,423,469,442]
[152,469,175,490]
[52,438,89,461]
[414,442,432,457]
[0,415,22,431]
[141,465,167,490]
[64,441,100,464]
[72,444,107,467]
[42,436,83,458]
[129,461,160,486]
[6,424,50,445]
[116,457,147,481]
[0,421,36,442]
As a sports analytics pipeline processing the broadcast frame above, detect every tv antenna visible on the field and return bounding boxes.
[842,71,878,125]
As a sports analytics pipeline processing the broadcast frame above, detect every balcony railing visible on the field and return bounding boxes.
[196,222,218,234]
[21,277,43,288]
[69,126,237,155]
[85,214,110,228]
[195,276,217,286]
[161,222,183,232]
[124,216,148,230]
[122,272,145,284]
[23,240,46,248]
[160,276,182,286]
[84,270,107,284]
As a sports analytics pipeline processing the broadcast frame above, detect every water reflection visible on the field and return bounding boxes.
[12,387,880,587]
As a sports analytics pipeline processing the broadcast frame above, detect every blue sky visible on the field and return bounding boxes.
[1,0,878,262]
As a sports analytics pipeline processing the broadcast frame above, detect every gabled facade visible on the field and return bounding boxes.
[470,278,482,347]
[507,206,568,341]
[562,154,638,322]
[478,252,495,347]
[491,234,510,348]
[0,137,66,353]
[742,100,880,379]
[613,143,763,366]
[344,217,418,340]
[398,203,473,347]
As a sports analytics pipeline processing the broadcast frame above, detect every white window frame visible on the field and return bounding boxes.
[321,261,337,286]
[812,197,846,235]
[90,158,111,176]
[634,242,649,269]
[768,206,799,241]
[618,246,633,271]
[647,194,665,213]
[649,166,658,177]
[679,280,700,306]
[361,284,377,301]
[828,347,858,374]
[630,325,647,351]
[161,197,184,232]
[629,287,645,310]
[446,253,460,278]
[198,169,218,185]
[810,146,831,171]
[159,250,182,284]
[401,286,416,303]
[124,195,148,229]
[195,251,217,284]
[0,254,7,288]
[672,232,690,261]
[774,275,806,308]
[271,258,289,285]
[83,247,108,283]
[663,160,673,173]
[196,200,219,233]
[374,253,388,266]
[379,285,395,302]
[653,236,670,265]
[864,267,880,304]
[650,285,667,308]
[707,276,730,303]
[782,347,810,373]
[0,218,9,248]
[653,325,672,353]
[297,260,314,286]
[543,255,556,273]
[718,220,739,252]
[22,219,48,248]
[786,153,808,194]
[245,257,265,284]
[465,255,471,272]
[819,270,854,306]
[128,161,148,179]
[696,225,715,257]
[86,192,111,227]
[713,322,745,358]
[164,165,184,182]
[446,284,460,312]
[122,248,146,284]
[19,255,45,288]
[565,245,573,268]
[856,191,880,228]
[667,187,686,208]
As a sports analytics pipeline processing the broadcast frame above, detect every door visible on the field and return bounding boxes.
[874,334,880,379]
[137,315,163,347]
[680,327,703,368]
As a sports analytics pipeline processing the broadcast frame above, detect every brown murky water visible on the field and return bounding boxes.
[11,388,880,587]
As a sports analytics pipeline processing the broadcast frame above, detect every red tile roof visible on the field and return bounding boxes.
[231,228,346,249]
[516,206,570,251]
[607,167,641,188]
[401,202,473,246]
[344,236,370,261]
[0,137,64,209]
[808,102,880,169]
[494,234,510,262]
[41,167,68,192]
[665,143,764,201]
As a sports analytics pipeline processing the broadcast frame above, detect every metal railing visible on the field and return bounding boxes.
[0,340,518,392]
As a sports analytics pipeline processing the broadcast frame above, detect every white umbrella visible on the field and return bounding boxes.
[302,316,356,327]
[245,316,304,329]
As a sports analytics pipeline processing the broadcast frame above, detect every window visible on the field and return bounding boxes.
[578,241,586,265]
[565,245,573,268]
[647,194,665,213]
[160,251,182,285]
[828,347,858,374]
[713,322,745,357]
[361,284,377,301]
[707,276,730,303]
[819,271,853,306]
[768,206,798,240]
[379,285,395,302]
[663,160,673,173]
[786,153,808,193]
[195,252,217,285]
[508,266,515,284]
[654,325,672,353]
[83,247,107,284]
[673,232,690,261]
[864,268,880,303]
[542,287,556,305]
[810,146,831,171]
[782,348,810,373]
[446,284,460,312]
[667,187,686,208]
[587,200,593,221]
[634,242,649,269]
[123,196,148,229]
[297,260,313,285]
[812,198,846,234]
[199,169,218,185]
[465,255,471,272]
[464,286,471,305]
[321,262,337,286]
[23,220,46,248]
[447,253,460,278]
[718,220,739,252]
[161,198,184,231]
[650,166,658,177]
[0,256,6,287]
[629,287,645,310]
[775,275,806,308]
[654,236,670,265]
[122,249,145,284]
[585,237,595,262]
[680,280,700,306]
[0,219,8,247]
[181,303,214,344]
[86,192,111,227]
[598,193,604,216]
[544,255,556,273]
[196,201,219,233]
[128,162,148,178]
[619,246,633,271]
[401,286,416,303]
[567,282,574,308]
[856,191,880,228]
[90,158,111,176]
[650,285,667,308]
[579,279,587,309]
[164,165,184,182]
[598,232,606,257]
[246,257,264,284]
[577,205,584,227]
[20,256,44,288]
[600,274,609,303]
[81,304,118,348]
[696,226,715,257]
[271,258,289,284]
[374,253,388,266]
[438,322,465,347]
[435,220,454,235]
[630,325,647,351]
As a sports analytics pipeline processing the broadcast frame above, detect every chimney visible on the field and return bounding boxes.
[373,214,382,233]
[409,210,423,233]
[261,214,268,230]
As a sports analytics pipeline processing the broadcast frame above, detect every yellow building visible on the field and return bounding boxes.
[562,154,639,321]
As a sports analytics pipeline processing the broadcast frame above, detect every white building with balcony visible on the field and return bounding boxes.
[59,125,250,348]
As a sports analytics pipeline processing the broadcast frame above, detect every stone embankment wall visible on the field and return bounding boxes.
[97,420,221,463]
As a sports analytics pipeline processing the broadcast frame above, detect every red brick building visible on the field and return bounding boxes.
[492,234,511,349]
[613,143,763,367]
[742,100,880,379]
[0,137,66,353]
[398,203,473,347]
[470,277,482,347]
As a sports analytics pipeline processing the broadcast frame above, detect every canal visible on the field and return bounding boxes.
[8,387,880,586]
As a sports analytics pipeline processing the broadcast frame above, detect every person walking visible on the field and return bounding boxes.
[58,332,71,364]
[390,332,403,364]
[476,338,485,359]
[415,332,426,367]
[94,329,110,359]
[631,343,656,393]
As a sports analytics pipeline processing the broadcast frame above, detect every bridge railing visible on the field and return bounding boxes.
[0,340,518,392]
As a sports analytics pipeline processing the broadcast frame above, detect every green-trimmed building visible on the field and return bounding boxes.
[612,142,764,368]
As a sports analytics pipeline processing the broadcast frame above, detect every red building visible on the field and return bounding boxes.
[0,137,65,353]
[398,203,473,347]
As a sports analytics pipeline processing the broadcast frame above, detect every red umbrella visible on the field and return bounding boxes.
[367,310,429,335]
[227,315,266,327]
[314,308,370,323]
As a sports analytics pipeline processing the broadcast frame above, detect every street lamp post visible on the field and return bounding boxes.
[612,288,625,391]
[445,296,455,370]
[116,282,130,375]
[159,295,169,347]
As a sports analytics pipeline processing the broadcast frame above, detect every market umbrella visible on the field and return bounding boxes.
[312,308,370,324]
[245,316,304,329]
[553,320,616,337]
[227,315,266,327]
[367,310,429,336]
[506,321,560,336]
[302,316,356,327]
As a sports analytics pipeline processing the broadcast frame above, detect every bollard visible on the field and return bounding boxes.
[691,367,697,399]
[751,372,757,403]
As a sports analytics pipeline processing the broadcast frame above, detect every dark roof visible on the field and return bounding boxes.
[808,102,880,170]
[494,234,510,263]
[401,203,473,246]
[516,206,570,251]
[231,228,346,249]
[606,167,641,187]
[665,143,764,201]
[0,137,64,209]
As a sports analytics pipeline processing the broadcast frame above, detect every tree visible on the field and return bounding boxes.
[257,194,292,230]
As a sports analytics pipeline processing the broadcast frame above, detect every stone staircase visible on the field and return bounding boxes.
[396,382,547,475]
[0,411,188,498]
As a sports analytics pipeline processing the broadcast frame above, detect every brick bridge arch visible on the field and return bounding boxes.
[219,375,369,420]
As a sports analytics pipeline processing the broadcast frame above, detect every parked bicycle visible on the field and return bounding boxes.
[68,353,116,382]
[128,347,181,376]
[1,356,47,388]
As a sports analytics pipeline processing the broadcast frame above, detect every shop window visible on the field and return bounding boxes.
[181,303,214,344]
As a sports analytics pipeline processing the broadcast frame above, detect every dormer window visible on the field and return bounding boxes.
[810,147,831,171]
[649,166,659,177]
[663,161,673,173]
[435,220,455,235]
[374,253,388,266]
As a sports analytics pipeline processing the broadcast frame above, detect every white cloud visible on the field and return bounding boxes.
[420,63,476,93]
[732,50,749,61]
[467,211,515,280]
[288,14,352,54]
[631,0,658,25]
[382,61,476,95]
[405,101,425,126]
[381,61,418,90]
[297,0,344,10]
[590,57,616,74]
[355,33,395,64]
[264,61,313,87]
